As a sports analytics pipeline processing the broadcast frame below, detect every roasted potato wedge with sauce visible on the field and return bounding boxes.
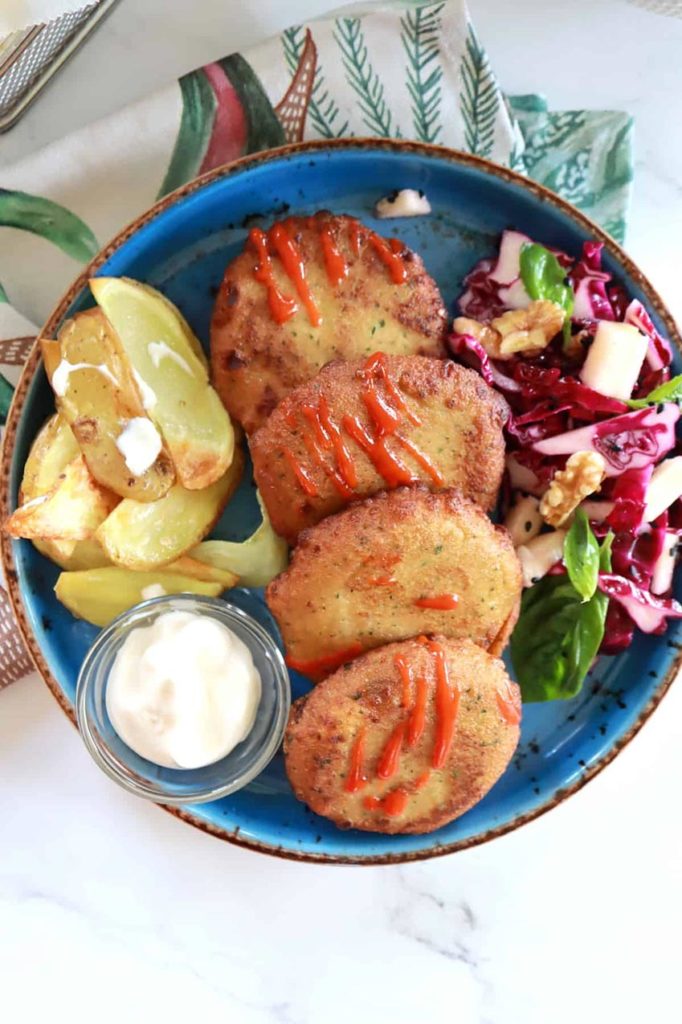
[96,446,244,570]
[90,276,234,490]
[131,281,209,370]
[6,454,119,541]
[41,310,175,502]
[17,414,111,569]
[55,568,223,627]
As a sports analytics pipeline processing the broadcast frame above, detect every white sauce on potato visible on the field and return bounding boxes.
[132,369,157,411]
[141,583,167,600]
[52,359,118,397]
[148,341,193,375]
[20,493,49,509]
[115,417,162,476]
[375,188,431,218]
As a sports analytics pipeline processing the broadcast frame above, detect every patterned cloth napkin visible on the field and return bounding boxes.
[0,0,634,688]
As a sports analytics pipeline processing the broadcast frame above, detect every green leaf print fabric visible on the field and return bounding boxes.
[0,0,635,360]
[508,94,634,244]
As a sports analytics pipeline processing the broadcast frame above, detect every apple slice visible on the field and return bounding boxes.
[580,320,648,401]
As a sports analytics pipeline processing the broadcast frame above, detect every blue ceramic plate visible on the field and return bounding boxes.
[3,141,681,864]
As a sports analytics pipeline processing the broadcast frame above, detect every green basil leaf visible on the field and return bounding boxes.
[511,574,607,702]
[627,374,682,410]
[511,527,615,702]
[519,243,575,345]
[599,530,614,572]
[563,510,600,601]
[563,589,608,696]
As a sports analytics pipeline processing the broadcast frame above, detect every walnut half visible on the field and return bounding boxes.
[452,316,501,357]
[453,299,565,360]
[540,451,607,528]
[492,300,566,357]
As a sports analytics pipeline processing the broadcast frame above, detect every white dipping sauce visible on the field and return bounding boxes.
[375,188,431,218]
[52,359,118,396]
[115,417,162,475]
[106,610,261,769]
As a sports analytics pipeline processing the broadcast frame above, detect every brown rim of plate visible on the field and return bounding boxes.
[1,138,681,865]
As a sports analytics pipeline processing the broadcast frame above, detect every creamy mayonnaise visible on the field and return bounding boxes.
[115,417,162,475]
[375,188,432,218]
[106,610,261,769]
[132,369,157,411]
[52,359,118,397]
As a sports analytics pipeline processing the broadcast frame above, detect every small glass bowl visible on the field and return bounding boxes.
[75,594,290,804]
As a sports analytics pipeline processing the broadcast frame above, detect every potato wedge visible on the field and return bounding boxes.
[96,445,243,570]
[42,537,77,561]
[6,454,119,541]
[133,281,208,370]
[189,491,288,587]
[165,555,239,589]
[17,414,111,569]
[90,277,234,490]
[55,568,223,627]
[20,414,80,503]
[41,309,175,502]
[41,538,111,571]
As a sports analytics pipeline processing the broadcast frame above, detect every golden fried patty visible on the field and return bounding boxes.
[210,212,448,433]
[284,637,521,834]
[250,354,508,543]
[266,487,522,680]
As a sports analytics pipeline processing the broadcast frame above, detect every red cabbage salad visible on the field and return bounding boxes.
[450,230,682,702]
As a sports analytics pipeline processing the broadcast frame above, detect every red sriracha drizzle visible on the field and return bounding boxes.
[451,233,681,657]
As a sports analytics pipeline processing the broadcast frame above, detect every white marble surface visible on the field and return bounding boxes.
[1,2,682,1021]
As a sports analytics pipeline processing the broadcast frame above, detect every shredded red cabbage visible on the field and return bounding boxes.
[605,466,653,532]
[512,363,628,419]
[600,602,636,654]
[570,242,617,321]
[448,333,520,393]
[609,527,666,588]
[457,258,509,321]
[453,229,680,662]
[624,299,673,372]
[598,574,682,633]
[532,405,679,476]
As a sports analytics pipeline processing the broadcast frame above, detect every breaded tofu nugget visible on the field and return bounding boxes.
[284,637,521,834]
[210,212,448,432]
[250,354,508,542]
[266,487,522,680]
